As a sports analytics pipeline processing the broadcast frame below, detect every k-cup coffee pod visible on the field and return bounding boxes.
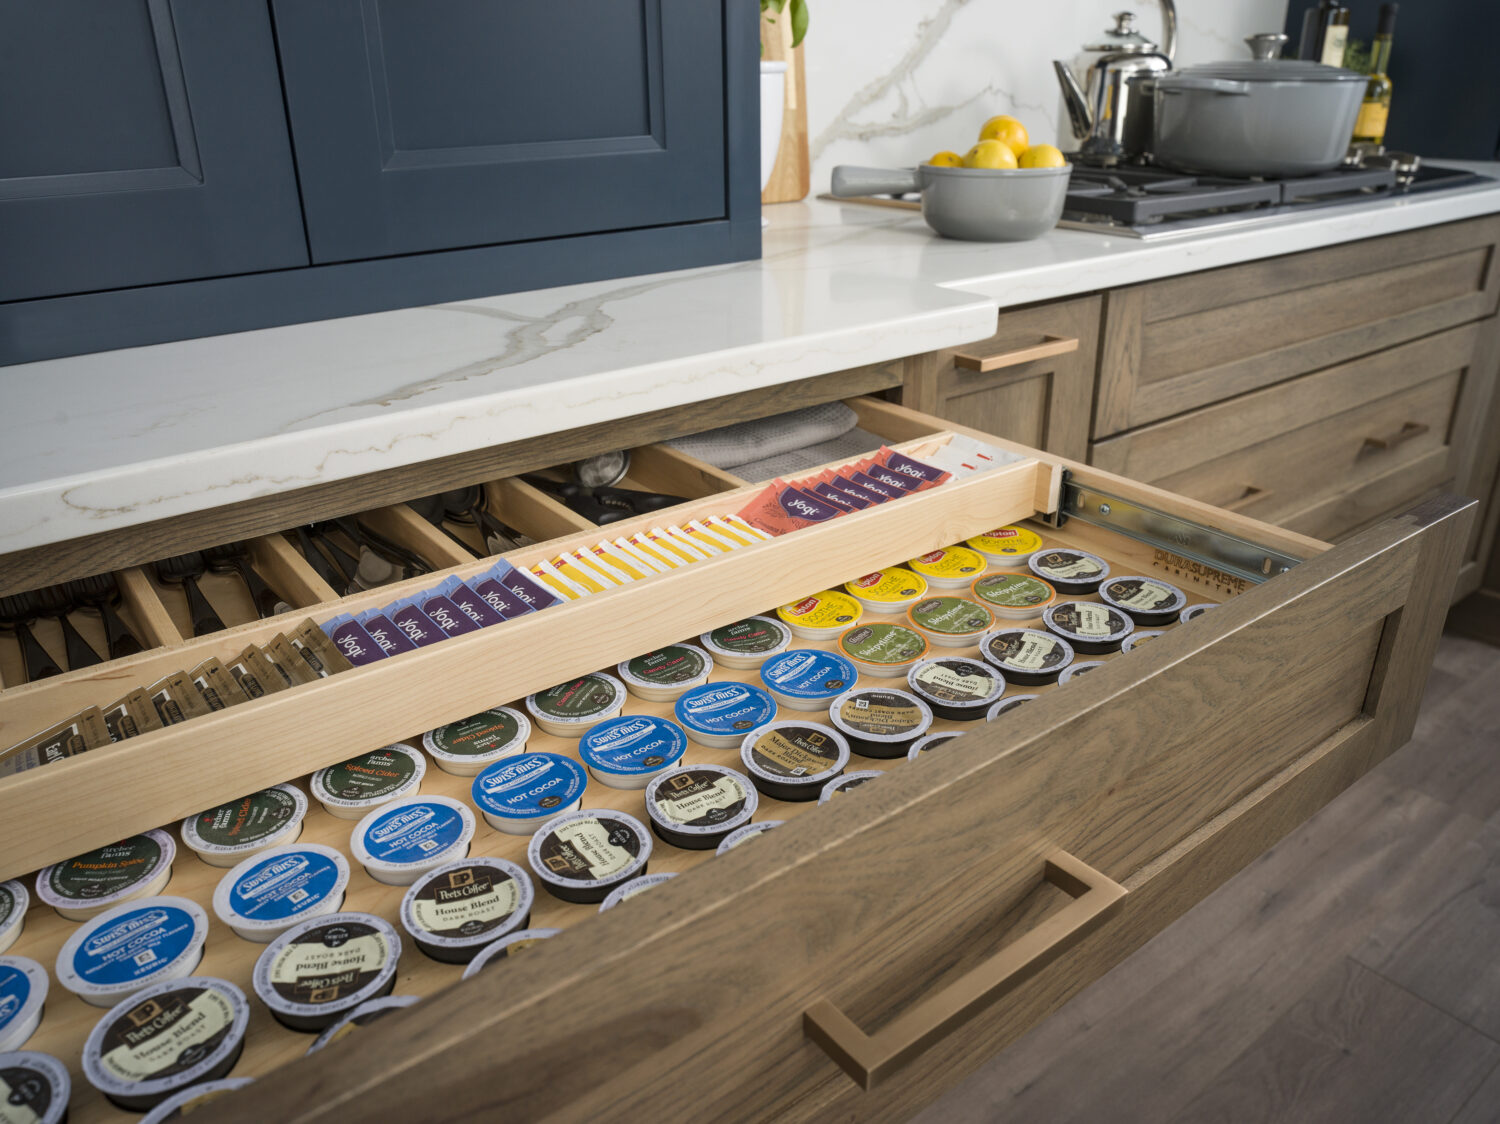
[837,622,930,679]
[966,525,1043,568]
[462,928,561,980]
[739,722,849,801]
[0,1051,68,1124]
[1098,576,1188,627]
[906,657,1006,722]
[826,687,932,759]
[760,649,858,711]
[980,628,1075,686]
[645,765,757,850]
[1028,548,1110,595]
[1181,603,1220,623]
[82,976,247,1110]
[1043,601,1133,655]
[140,1077,255,1123]
[351,796,476,886]
[715,820,784,856]
[1058,661,1106,685]
[987,694,1040,720]
[674,681,778,749]
[306,996,419,1056]
[57,897,209,1008]
[905,596,995,648]
[310,744,425,821]
[36,829,176,921]
[1122,630,1164,652]
[0,958,47,1052]
[598,872,678,913]
[213,844,350,943]
[181,783,307,868]
[617,646,714,703]
[253,912,402,1032]
[906,547,988,589]
[907,731,964,760]
[0,881,28,956]
[818,770,884,804]
[421,706,531,776]
[527,810,652,904]
[845,567,929,614]
[399,857,534,964]
[525,673,626,738]
[970,572,1057,620]
[776,590,864,641]
[578,715,687,790]
[698,616,792,670]
[470,752,587,836]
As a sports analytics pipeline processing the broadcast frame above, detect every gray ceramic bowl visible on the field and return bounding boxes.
[832,163,1073,241]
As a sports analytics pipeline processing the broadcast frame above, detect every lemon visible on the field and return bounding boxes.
[979,115,1030,156]
[962,140,1019,170]
[1019,144,1067,169]
[926,150,964,167]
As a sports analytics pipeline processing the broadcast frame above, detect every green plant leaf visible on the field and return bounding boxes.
[789,0,809,46]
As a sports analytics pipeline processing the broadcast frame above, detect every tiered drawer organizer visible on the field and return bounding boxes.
[0,397,1472,1123]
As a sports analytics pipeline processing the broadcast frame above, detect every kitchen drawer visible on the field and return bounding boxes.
[0,399,1471,1124]
[898,296,1101,462]
[1094,215,1500,436]
[1091,323,1484,544]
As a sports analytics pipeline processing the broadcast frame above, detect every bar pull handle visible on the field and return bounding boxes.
[1223,485,1272,513]
[953,335,1079,373]
[803,849,1126,1089]
[1362,421,1430,452]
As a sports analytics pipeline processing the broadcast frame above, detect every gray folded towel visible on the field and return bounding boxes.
[668,402,859,469]
[732,428,887,483]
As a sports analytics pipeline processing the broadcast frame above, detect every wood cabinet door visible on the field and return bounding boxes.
[272,0,729,264]
[898,297,1101,463]
[0,0,308,303]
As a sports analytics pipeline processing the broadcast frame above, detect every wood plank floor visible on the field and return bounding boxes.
[912,633,1500,1124]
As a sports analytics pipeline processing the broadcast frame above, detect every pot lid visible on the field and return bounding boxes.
[1167,59,1366,83]
[1084,11,1159,53]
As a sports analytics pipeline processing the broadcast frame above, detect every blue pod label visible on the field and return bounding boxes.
[361,802,466,864]
[471,753,586,819]
[0,962,33,1032]
[675,683,777,735]
[759,649,857,699]
[227,850,343,922]
[73,905,199,986]
[579,716,687,776]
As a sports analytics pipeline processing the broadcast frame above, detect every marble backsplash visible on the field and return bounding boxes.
[804,0,1289,189]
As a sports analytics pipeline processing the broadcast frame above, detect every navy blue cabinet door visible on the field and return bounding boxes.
[272,0,728,263]
[0,0,308,303]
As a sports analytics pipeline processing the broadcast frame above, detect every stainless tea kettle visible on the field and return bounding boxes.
[1055,4,1177,162]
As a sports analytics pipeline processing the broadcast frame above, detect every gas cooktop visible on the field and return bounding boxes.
[1057,163,1492,239]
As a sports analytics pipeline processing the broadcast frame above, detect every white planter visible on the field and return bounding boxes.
[760,60,788,192]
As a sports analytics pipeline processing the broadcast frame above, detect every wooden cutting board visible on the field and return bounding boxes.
[761,11,810,204]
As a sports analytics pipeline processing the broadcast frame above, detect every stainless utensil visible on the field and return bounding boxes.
[1055,7,1176,162]
[830,164,1072,242]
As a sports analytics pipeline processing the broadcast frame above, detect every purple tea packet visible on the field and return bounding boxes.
[809,482,862,512]
[419,589,483,638]
[776,485,842,525]
[878,447,953,488]
[320,613,388,666]
[355,609,419,657]
[476,560,560,614]
[849,471,905,501]
[861,464,920,494]
[828,473,887,506]
[387,597,447,647]
[438,575,506,628]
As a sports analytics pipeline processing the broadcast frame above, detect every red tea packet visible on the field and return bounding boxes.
[736,479,845,535]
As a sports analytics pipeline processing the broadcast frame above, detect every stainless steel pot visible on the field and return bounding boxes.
[829,164,1072,241]
[1146,59,1367,177]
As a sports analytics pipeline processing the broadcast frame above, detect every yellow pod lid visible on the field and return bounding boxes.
[966,525,1043,559]
[845,567,929,604]
[777,590,864,630]
[906,546,988,581]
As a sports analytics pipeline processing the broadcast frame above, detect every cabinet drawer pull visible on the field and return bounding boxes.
[1223,485,1272,513]
[953,334,1079,373]
[1362,421,1430,452]
[803,849,1126,1089]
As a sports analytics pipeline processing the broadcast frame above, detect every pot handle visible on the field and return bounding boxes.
[1155,76,1252,95]
[831,165,924,198]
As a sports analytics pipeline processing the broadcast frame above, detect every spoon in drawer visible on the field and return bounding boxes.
[66,574,144,659]
[153,553,227,636]
[204,542,285,619]
[36,585,104,669]
[0,592,63,680]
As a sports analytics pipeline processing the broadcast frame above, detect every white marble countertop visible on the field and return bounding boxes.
[4,162,1500,555]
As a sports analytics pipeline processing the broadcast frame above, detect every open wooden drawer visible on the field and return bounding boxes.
[0,398,1472,1124]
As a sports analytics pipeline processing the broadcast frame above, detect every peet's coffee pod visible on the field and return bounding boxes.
[739,722,849,801]
[617,645,714,703]
[310,744,425,821]
[462,928,561,980]
[1043,601,1133,655]
[966,525,1043,568]
[598,872,678,913]
[987,694,1040,721]
[306,997,418,1057]
[715,820,784,856]
[981,628,1075,686]
[0,881,28,956]
[698,616,792,670]
[421,707,531,776]
[141,1077,256,1122]
[253,912,401,1032]
[906,596,995,648]
[1058,661,1106,685]
[525,673,626,738]
[213,844,350,944]
[578,715,687,790]
[906,657,1006,722]
[36,830,176,922]
[907,731,964,760]
[645,764,758,850]
[818,769,884,805]
[837,622,929,679]
[826,687,932,759]
[1098,576,1187,627]
[1122,630,1164,652]
[0,1051,68,1124]
[1028,549,1109,595]
[399,857,533,964]
[470,753,587,836]
[1181,603,1219,623]
[674,682,778,749]
[181,783,307,868]
[351,796,475,887]
[527,810,652,905]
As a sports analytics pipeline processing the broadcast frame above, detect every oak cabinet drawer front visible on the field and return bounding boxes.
[226,493,1471,1124]
[1096,216,1500,435]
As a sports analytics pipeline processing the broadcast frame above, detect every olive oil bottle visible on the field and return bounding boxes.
[1353,4,1398,144]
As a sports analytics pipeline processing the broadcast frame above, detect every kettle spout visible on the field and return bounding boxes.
[1053,60,1092,141]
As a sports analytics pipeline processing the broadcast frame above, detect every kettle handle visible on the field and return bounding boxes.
[831,166,924,198]
[1153,76,1252,95]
